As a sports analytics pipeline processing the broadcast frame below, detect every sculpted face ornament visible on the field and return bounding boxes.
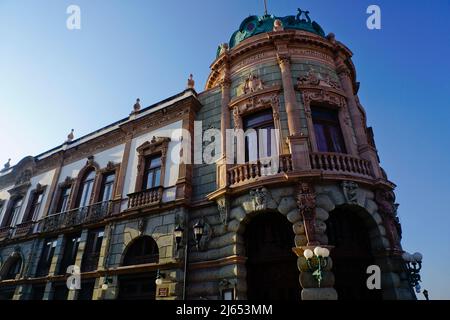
[342,181,359,204]
[250,187,269,211]
[243,74,264,94]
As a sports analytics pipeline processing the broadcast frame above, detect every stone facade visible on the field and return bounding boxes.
[0,10,414,300]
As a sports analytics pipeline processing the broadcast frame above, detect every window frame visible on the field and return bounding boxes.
[311,106,347,154]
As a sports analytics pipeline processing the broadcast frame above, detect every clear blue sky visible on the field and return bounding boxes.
[1,0,449,299]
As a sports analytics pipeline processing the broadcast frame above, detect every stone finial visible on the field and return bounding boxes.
[218,43,229,56]
[273,19,284,32]
[327,33,336,44]
[66,129,74,143]
[3,158,11,170]
[133,98,141,113]
[187,74,195,89]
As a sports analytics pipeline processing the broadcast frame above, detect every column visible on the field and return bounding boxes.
[277,53,311,171]
[216,73,231,189]
[67,229,89,300]
[337,61,382,178]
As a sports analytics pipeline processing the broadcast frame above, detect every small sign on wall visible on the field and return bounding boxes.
[157,286,169,297]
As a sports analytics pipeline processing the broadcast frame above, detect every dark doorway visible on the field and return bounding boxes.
[326,205,382,300]
[118,272,157,300]
[245,212,300,300]
[117,236,159,300]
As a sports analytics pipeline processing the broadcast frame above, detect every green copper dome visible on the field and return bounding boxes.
[225,9,325,53]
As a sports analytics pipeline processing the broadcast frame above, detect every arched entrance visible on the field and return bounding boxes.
[244,212,300,300]
[326,205,382,300]
[118,236,159,300]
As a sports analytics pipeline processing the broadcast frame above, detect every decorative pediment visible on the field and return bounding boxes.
[14,169,32,186]
[301,88,346,109]
[137,137,171,154]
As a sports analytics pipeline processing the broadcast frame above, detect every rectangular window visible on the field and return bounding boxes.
[81,228,104,272]
[243,110,275,162]
[56,186,71,213]
[100,173,115,202]
[23,192,44,223]
[58,233,81,275]
[143,156,162,190]
[1,197,23,227]
[312,107,347,153]
[31,284,46,300]
[77,280,96,300]
[52,284,68,301]
[36,238,58,277]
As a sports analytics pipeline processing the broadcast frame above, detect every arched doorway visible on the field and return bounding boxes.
[244,212,300,300]
[326,205,382,300]
[118,236,159,300]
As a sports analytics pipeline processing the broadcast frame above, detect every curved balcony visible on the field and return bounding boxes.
[309,152,374,179]
[228,154,293,186]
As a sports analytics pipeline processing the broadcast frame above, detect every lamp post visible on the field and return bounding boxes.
[303,246,330,287]
[402,251,423,293]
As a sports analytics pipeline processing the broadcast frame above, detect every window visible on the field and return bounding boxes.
[36,238,58,277]
[243,110,275,162]
[142,156,162,190]
[58,233,81,275]
[77,170,96,208]
[4,257,22,280]
[56,186,71,213]
[222,289,234,300]
[312,107,347,153]
[81,228,104,272]
[52,284,68,300]
[77,280,95,300]
[123,236,159,266]
[1,197,23,228]
[100,173,115,202]
[23,192,44,223]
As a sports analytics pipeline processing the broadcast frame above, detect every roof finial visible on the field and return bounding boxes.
[187,74,195,90]
[263,0,268,15]
[3,158,11,170]
[133,98,141,113]
[66,129,74,143]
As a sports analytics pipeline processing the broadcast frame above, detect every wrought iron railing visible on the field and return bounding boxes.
[38,200,118,233]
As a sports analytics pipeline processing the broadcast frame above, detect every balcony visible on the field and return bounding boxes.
[309,152,374,179]
[128,186,163,209]
[13,221,34,238]
[39,200,119,233]
[0,226,13,241]
[228,154,293,186]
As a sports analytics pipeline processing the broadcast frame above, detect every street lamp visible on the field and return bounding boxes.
[303,246,330,287]
[402,251,423,293]
[155,269,165,286]
[193,220,205,250]
[174,225,184,250]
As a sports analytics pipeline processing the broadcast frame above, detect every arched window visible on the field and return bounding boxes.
[2,255,22,280]
[76,170,96,208]
[123,236,159,266]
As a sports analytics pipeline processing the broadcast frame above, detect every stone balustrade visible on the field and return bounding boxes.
[128,186,163,209]
[310,152,373,178]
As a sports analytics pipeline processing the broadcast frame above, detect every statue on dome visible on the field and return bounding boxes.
[296,8,311,23]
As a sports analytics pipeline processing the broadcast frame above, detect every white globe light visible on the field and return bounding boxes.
[155,278,163,286]
[402,252,411,262]
[314,247,322,257]
[321,248,330,258]
[413,252,423,262]
[303,249,314,259]
[101,284,108,291]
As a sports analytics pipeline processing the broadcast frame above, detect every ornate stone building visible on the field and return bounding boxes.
[0,10,414,300]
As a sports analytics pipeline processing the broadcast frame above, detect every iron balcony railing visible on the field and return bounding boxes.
[38,200,120,233]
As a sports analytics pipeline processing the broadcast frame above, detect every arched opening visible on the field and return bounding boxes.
[76,169,96,208]
[118,236,159,300]
[326,205,382,300]
[0,254,22,280]
[244,212,300,300]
